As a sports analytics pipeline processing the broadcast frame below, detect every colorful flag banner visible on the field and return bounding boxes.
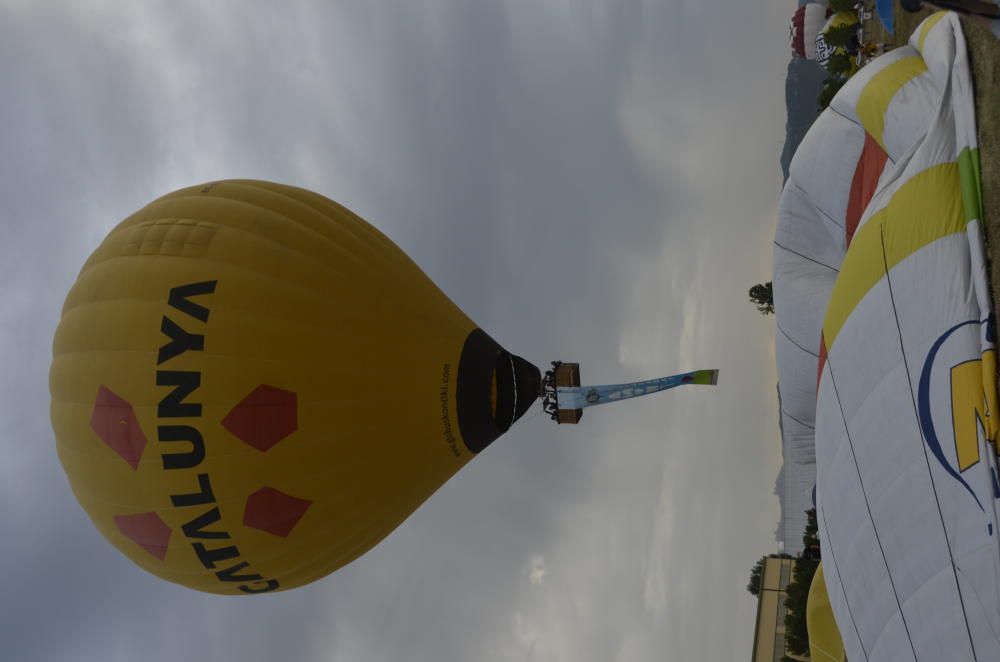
[556,369,718,410]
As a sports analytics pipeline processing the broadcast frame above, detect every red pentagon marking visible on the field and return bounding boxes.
[221,385,297,452]
[114,512,172,560]
[243,487,312,538]
[90,385,147,470]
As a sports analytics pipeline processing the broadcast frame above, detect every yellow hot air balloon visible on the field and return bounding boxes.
[807,564,846,662]
[50,180,541,594]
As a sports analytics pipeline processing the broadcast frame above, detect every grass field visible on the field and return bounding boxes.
[894,4,1000,310]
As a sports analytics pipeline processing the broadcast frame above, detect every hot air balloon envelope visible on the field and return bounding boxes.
[814,10,859,66]
[50,180,540,594]
[774,12,999,660]
[807,564,846,662]
[790,2,833,59]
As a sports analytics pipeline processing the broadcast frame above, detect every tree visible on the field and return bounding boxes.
[783,559,820,656]
[818,76,847,110]
[826,52,853,77]
[749,282,774,315]
[802,509,819,549]
[747,555,767,596]
[822,23,859,49]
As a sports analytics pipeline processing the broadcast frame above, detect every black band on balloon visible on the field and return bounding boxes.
[456,329,503,454]
[456,329,541,454]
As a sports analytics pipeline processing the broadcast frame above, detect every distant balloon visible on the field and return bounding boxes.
[814,11,859,66]
[790,3,833,60]
[50,180,541,594]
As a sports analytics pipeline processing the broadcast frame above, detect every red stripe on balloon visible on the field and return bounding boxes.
[846,133,889,246]
[817,332,828,396]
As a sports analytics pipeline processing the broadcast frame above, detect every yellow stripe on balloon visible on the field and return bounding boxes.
[856,56,928,152]
[918,12,949,53]
[823,162,965,349]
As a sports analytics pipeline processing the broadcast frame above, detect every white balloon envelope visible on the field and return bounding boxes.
[774,12,999,661]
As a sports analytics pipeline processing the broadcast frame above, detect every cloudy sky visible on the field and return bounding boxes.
[0,1,790,660]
